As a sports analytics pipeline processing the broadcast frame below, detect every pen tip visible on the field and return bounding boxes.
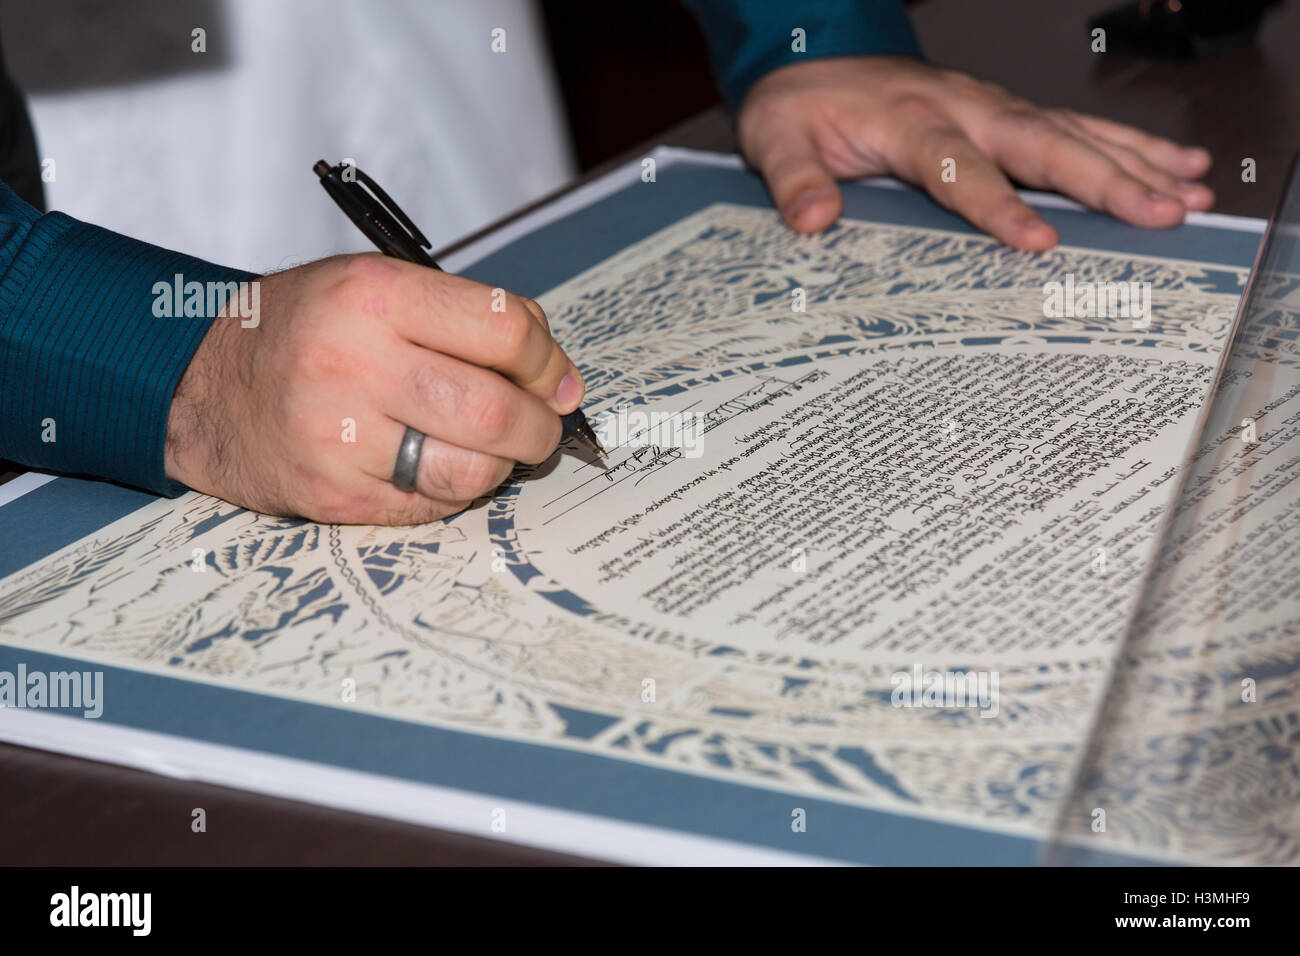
[572,419,604,456]
[562,409,607,459]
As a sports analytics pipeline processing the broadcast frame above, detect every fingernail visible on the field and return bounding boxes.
[1174,182,1214,212]
[785,187,835,226]
[556,371,583,410]
[1149,189,1177,203]
[1181,147,1212,172]
[1014,213,1051,235]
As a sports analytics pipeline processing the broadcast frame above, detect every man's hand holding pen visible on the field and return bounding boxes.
[163,253,586,525]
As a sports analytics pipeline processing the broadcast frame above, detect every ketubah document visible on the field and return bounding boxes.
[1,148,1295,866]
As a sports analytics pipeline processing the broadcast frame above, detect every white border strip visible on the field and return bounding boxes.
[0,707,838,866]
[0,471,55,507]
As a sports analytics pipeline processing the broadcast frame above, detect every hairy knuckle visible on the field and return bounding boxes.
[321,254,402,323]
[341,252,400,290]
[409,361,461,411]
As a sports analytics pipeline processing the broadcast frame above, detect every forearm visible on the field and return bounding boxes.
[0,183,256,495]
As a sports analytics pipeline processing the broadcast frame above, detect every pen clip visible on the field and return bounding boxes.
[314,159,436,266]
[352,167,431,251]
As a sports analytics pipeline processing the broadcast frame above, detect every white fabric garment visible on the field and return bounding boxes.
[16,0,575,274]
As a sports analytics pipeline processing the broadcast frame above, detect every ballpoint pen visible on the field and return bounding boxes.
[312,159,606,483]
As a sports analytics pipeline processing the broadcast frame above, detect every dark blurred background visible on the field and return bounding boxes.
[540,0,719,171]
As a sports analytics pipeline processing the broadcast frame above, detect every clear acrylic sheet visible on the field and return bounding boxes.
[1049,160,1300,865]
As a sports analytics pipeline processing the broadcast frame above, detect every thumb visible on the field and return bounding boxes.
[749,128,842,233]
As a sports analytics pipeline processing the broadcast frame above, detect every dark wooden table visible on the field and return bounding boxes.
[3,0,1295,865]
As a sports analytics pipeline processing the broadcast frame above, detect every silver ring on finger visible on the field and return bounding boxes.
[392,426,425,492]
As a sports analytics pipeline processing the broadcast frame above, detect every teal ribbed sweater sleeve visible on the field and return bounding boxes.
[683,0,923,110]
[0,182,256,496]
